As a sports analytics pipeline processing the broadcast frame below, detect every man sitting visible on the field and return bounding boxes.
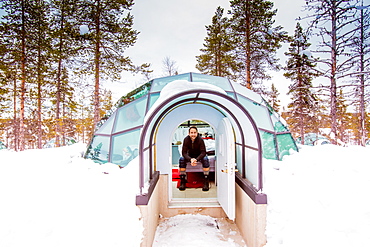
[178,126,210,191]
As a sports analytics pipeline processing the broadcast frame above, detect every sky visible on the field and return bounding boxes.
[107,0,307,110]
[1,140,369,246]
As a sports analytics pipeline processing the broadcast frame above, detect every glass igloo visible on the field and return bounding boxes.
[85,72,298,192]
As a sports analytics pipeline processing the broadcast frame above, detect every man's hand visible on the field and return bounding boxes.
[190,158,197,166]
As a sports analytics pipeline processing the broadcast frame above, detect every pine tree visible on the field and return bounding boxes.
[348,2,370,146]
[27,0,52,149]
[196,6,239,79]
[228,0,288,92]
[0,0,37,151]
[283,22,320,144]
[49,0,81,147]
[77,0,139,127]
[58,68,79,145]
[74,82,94,143]
[267,83,280,113]
[336,89,351,144]
[0,38,18,150]
[304,0,358,144]
[0,31,11,116]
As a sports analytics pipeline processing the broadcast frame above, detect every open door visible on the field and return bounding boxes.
[217,117,236,220]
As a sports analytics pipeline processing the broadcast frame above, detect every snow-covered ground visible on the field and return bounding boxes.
[0,144,142,247]
[0,143,369,246]
[152,214,246,247]
[263,144,370,247]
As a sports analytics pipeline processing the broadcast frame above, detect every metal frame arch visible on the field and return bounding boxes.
[138,89,263,194]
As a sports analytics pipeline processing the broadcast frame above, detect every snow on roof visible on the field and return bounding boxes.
[144,79,226,123]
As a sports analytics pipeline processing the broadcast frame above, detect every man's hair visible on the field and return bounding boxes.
[189,126,198,133]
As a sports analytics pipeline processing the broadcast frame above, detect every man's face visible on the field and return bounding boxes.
[189,128,198,141]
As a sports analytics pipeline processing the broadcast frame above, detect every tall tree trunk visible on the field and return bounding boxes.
[245,0,252,89]
[13,72,18,151]
[19,0,26,151]
[37,8,43,149]
[62,91,66,145]
[37,49,42,149]
[56,59,62,147]
[299,95,304,144]
[93,0,101,127]
[216,43,220,76]
[55,21,64,147]
[359,5,366,146]
[298,64,304,144]
[94,45,101,127]
[330,4,338,145]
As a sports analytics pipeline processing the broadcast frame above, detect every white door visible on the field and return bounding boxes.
[217,117,236,221]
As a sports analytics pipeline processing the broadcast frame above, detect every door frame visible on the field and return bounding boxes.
[168,119,219,204]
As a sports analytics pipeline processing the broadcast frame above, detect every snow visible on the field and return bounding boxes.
[263,144,370,247]
[299,49,313,58]
[0,144,143,247]
[1,143,370,246]
[152,214,243,247]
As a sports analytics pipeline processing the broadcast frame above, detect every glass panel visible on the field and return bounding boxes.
[300,133,330,146]
[150,73,190,92]
[84,135,110,163]
[197,98,259,150]
[233,84,264,104]
[0,141,7,149]
[226,91,236,100]
[117,82,152,107]
[235,144,243,175]
[96,111,116,135]
[263,97,275,113]
[238,96,273,131]
[111,129,140,167]
[114,96,147,133]
[142,148,151,186]
[271,112,289,132]
[148,93,160,112]
[191,73,233,91]
[245,148,259,188]
[259,130,277,160]
[277,133,298,160]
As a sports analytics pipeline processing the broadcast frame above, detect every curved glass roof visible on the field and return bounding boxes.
[85,72,298,167]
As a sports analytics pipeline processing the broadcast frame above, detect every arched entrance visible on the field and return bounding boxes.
[136,88,268,247]
[138,89,262,187]
[155,104,234,215]
[137,89,263,219]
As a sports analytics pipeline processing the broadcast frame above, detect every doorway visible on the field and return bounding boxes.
[153,103,237,218]
[170,120,217,202]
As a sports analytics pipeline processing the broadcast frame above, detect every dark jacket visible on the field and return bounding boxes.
[182,134,206,162]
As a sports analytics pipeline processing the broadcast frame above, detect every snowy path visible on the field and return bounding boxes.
[152,214,247,247]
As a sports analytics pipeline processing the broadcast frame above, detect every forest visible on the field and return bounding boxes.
[0,0,369,150]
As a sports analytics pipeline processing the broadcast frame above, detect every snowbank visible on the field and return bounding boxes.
[0,144,143,247]
[1,143,369,246]
[263,144,370,247]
